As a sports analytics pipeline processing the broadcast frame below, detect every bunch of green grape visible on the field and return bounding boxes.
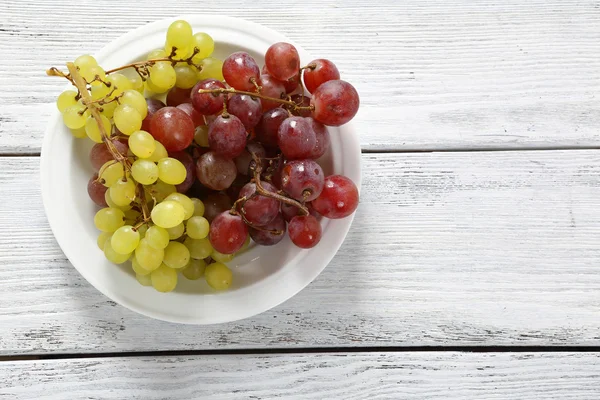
[54,20,236,293]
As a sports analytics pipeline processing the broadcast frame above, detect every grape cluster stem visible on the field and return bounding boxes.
[63,63,151,227]
[249,152,309,216]
[197,88,315,112]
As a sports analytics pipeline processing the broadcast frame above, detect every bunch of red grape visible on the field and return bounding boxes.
[54,19,359,293]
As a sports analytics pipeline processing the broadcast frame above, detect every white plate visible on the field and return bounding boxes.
[41,15,361,324]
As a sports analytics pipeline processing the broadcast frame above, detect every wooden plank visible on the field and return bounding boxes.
[1,0,599,153]
[1,151,600,354]
[2,352,600,399]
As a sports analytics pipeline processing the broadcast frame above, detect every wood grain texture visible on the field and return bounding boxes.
[2,151,600,354]
[1,0,599,153]
[2,352,600,399]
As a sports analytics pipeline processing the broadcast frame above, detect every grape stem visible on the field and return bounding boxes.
[104,47,204,77]
[197,87,315,112]
[249,152,309,216]
[65,63,151,224]
[300,63,317,71]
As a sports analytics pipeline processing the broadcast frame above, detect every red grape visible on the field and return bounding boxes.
[176,102,204,127]
[226,174,250,200]
[208,114,247,158]
[255,108,288,148]
[311,175,359,219]
[262,65,299,93]
[238,181,280,226]
[149,107,195,152]
[222,51,260,91]
[270,158,286,189]
[235,141,266,176]
[87,173,108,207]
[209,211,248,254]
[258,74,286,111]
[141,98,165,132]
[288,215,322,249]
[281,202,320,222]
[196,151,237,191]
[303,59,340,93]
[89,140,128,171]
[203,192,233,223]
[310,80,359,126]
[227,94,262,130]
[277,116,316,160]
[306,117,330,159]
[191,79,227,115]
[280,159,324,201]
[250,213,286,246]
[166,86,192,107]
[265,42,300,81]
[283,71,300,93]
[169,150,195,193]
[286,94,311,117]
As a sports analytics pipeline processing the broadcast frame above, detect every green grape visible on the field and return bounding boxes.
[84,114,111,143]
[132,256,152,276]
[147,141,168,162]
[74,54,98,70]
[166,223,185,240]
[211,249,234,263]
[70,127,87,138]
[191,198,205,217]
[107,73,133,97]
[174,64,198,89]
[145,76,169,94]
[121,90,148,119]
[145,225,170,249]
[151,200,185,228]
[123,208,141,224]
[147,179,176,202]
[150,264,178,292]
[98,161,124,187]
[56,90,78,112]
[135,238,164,272]
[193,125,209,147]
[131,159,158,185]
[91,83,111,100]
[149,62,177,90]
[147,48,167,60]
[103,238,131,264]
[94,207,125,232]
[128,130,156,158]
[111,225,140,254]
[185,237,213,260]
[157,157,186,185]
[109,178,136,207]
[105,189,132,211]
[62,104,87,129]
[239,234,251,252]
[163,241,190,269]
[165,40,193,60]
[97,232,112,250]
[85,65,106,84]
[197,57,224,81]
[191,32,215,61]
[186,216,209,239]
[121,69,144,93]
[136,272,153,286]
[137,224,148,238]
[114,103,142,135]
[100,101,118,119]
[164,192,194,219]
[182,258,206,280]
[205,262,233,290]
[167,20,193,50]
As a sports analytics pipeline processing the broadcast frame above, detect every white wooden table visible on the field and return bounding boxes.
[2,1,600,398]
